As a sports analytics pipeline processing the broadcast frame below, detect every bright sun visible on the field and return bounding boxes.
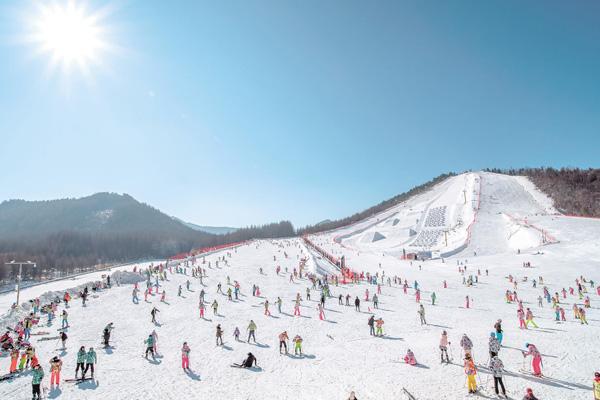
[28,1,111,75]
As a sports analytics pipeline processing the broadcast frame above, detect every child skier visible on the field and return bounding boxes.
[181,342,190,370]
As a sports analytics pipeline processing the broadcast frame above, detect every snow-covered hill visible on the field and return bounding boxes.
[1,172,599,400]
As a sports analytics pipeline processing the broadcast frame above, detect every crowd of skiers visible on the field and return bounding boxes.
[2,242,600,400]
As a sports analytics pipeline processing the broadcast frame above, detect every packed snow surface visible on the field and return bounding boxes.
[1,172,599,400]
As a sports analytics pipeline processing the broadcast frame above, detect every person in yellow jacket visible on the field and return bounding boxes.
[593,371,600,400]
[464,354,477,394]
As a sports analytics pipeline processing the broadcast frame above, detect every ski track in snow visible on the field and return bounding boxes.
[0,172,599,399]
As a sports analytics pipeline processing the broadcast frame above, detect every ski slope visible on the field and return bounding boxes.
[1,172,599,400]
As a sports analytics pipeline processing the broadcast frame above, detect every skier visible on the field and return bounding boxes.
[523,343,542,376]
[150,307,160,324]
[75,347,86,379]
[494,319,503,344]
[9,348,19,373]
[372,294,379,309]
[212,300,219,315]
[31,364,44,400]
[354,296,360,312]
[489,332,501,357]
[464,354,478,394]
[418,304,426,325]
[460,334,473,357]
[375,318,384,336]
[489,355,507,398]
[233,327,240,342]
[278,331,289,354]
[525,308,538,328]
[49,356,62,387]
[522,388,539,400]
[103,323,114,347]
[199,301,205,319]
[216,324,224,345]
[439,331,450,363]
[593,372,600,400]
[403,349,417,365]
[132,287,140,304]
[264,300,271,316]
[144,335,155,359]
[83,347,96,379]
[276,297,282,313]
[247,320,257,343]
[181,342,190,370]
[61,310,68,329]
[293,335,303,355]
[431,291,436,305]
[518,309,527,329]
[368,315,375,336]
[238,352,257,368]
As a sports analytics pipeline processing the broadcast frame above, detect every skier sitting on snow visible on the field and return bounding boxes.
[522,388,539,400]
[241,352,257,368]
[403,349,417,365]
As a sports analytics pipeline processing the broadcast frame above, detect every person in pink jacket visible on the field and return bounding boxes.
[517,309,527,329]
[403,349,417,365]
[439,331,450,363]
[181,342,190,370]
[523,343,542,376]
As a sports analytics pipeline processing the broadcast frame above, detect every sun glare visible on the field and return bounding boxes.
[28,1,111,75]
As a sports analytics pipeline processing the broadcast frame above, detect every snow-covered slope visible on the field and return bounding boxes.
[322,172,559,259]
[1,173,599,400]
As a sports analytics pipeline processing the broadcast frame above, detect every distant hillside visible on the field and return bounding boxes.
[177,220,237,235]
[0,193,292,281]
[486,168,600,217]
[297,172,456,235]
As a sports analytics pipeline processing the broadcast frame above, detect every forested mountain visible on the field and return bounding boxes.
[0,193,291,281]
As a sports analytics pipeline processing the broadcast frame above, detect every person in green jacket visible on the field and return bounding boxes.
[32,364,44,400]
[75,346,86,379]
[431,292,437,306]
[144,334,155,359]
[83,347,97,379]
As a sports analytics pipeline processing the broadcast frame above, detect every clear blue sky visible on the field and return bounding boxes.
[1,1,598,227]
